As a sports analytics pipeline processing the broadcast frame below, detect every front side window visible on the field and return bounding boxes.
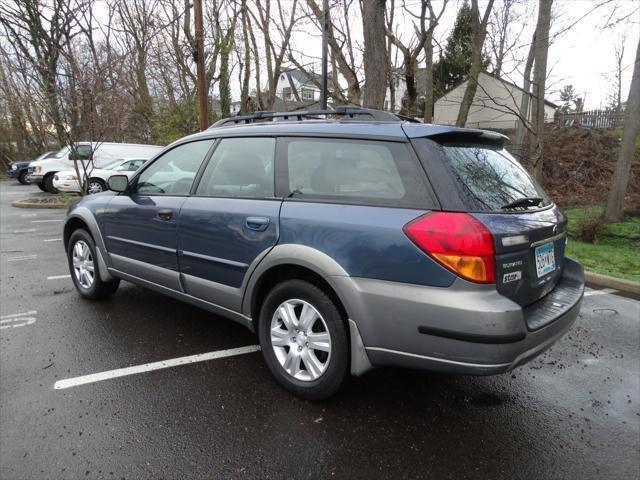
[136,140,214,195]
[441,144,550,211]
[286,138,418,202]
[196,137,275,198]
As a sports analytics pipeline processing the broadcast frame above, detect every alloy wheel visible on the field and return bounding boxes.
[270,299,332,382]
[72,240,95,289]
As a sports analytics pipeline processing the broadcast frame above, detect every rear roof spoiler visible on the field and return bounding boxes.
[402,124,510,147]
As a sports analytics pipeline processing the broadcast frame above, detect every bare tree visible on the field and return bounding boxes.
[423,0,447,122]
[362,0,387,108]
[455,0,495,126]
[529,0,553,180]
[604,37,640,222]
[385,1,431,115]
[487,0,523,78]
[0,0,85,145]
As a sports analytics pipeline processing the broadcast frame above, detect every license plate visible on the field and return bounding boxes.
[535,242,556,278]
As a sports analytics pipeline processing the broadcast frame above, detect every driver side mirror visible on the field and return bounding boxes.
[108,175,129,192]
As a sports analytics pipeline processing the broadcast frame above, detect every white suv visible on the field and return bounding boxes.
[28,142,163,193]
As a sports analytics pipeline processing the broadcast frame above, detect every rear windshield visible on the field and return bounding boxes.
[440,144,550,212]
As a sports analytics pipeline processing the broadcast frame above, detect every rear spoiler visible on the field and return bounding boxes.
[401,124,510,148]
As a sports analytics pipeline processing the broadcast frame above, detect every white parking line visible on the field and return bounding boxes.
[7,254,37,262]
[21,213,38,217]
[47,274,71,280]
[54,344,261,390]
[44,238,62,242]
[0,311,37,330]
[31,219,62,224]
[584,288,618,297]
[13,229,36,234]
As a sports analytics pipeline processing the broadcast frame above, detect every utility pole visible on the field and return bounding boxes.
[320,0,329,110]
[194,0,208,130]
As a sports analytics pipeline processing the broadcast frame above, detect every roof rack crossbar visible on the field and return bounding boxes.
[209,106,421,128]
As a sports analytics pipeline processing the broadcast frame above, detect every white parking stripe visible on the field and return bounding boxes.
[7,254,37,262]
[584,288,618,297]
[13,229,36,234]
[1,310,37,320]
[31,219,62,223]
[44,238,62,242]
[47,274,71,280]
[54,345,261,390]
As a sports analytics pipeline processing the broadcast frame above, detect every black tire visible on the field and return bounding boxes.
[258,279,349,400]
[17,170,29,185]
[67,229,120,300]
[44,174,59,194]
[87,178,106,194]
[37,182,47,192]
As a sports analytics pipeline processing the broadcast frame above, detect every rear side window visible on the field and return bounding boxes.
[196,137,275,198]
[441,145,550,211]
[283,138,432,207]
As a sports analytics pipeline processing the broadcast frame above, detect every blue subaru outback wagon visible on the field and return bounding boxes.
[64,107,584,399]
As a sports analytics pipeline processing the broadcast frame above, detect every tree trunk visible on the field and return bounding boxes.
[604,37,640,222]
[514,30,536,160]
[423,31,434,123]
[530,0,552,181]
[455,0,494,127]
[362,0,387,109]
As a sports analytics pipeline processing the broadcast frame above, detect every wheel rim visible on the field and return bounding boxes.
[270,299,332,382]
[88,181,103,194]
[72,240,95,289]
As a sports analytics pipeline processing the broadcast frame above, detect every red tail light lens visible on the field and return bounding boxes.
[403,212,496,284]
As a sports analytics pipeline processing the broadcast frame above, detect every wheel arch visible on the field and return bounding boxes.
[64,208,114,282]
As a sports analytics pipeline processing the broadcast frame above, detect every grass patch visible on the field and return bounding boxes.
[564,205,640,281]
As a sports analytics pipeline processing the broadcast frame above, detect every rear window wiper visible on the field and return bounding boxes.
[501,197,543,210]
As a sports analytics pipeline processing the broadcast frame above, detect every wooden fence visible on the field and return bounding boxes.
[556,109,625,129]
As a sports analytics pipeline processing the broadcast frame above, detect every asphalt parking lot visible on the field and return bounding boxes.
[1,179,639,480]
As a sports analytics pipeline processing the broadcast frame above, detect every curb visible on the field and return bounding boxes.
[585,271,640,296]
[11,199,71,209]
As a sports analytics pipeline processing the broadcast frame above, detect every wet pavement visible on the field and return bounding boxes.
[1,180,639,479]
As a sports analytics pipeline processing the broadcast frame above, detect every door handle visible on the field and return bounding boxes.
[157,209,173,221]
[245,216,270,231]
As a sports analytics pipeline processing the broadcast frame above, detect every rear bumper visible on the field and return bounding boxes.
[335,258,584,375]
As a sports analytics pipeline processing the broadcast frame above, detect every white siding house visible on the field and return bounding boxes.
[434,72,558,129]
[276,69,322,103]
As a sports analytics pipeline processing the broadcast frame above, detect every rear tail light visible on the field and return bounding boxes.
[403,212,496,283]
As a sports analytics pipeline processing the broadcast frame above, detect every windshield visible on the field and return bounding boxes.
[51,146,70,159]
[440,144,550,212]
[102,160,124,170]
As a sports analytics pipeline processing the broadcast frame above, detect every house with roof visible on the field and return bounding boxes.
[433,71,558,130]
[277,68,323,103]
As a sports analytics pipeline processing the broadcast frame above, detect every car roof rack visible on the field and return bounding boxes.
[210,106,422,128]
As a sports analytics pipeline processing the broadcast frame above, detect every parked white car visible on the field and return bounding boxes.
[27,142,163,193]
[53,158,148,194]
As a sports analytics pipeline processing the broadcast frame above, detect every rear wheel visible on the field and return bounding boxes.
[17,170,29,185]
[44,174,58,194]
[258,279,349,400]
[87,178,106,194]
[67,229,119,300]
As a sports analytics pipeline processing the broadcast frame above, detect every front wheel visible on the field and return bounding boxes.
[258,279,349,400]
[17,170,29,185]
[44,174,58,194]
[37,182,47,192]
[67,229,119,300]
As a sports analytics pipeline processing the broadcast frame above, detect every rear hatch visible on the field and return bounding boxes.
[410,132,566,306]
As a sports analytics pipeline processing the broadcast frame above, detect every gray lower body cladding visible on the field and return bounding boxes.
[334,258,584,375]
